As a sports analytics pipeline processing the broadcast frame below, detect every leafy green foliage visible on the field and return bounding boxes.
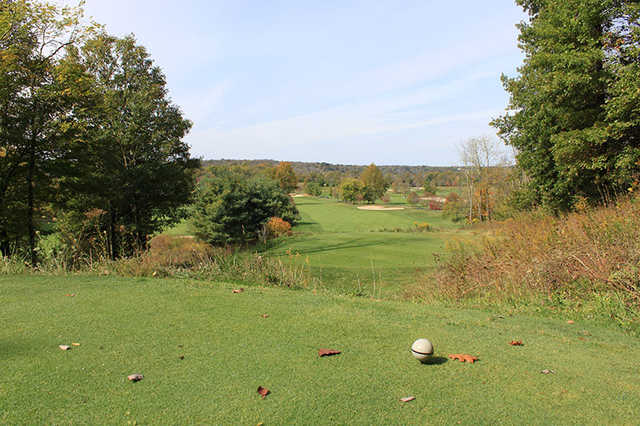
[304,180,323,196]
[493,0,640,211]
[338,177,364,203]
[360,163,388,203]
[191,172,299,245]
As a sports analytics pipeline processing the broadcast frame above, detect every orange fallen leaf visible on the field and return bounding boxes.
[257,386,270,399]
[71,342,81,346]
[261,314,269,318]
[64,293,75,297]
[567,320,575,324]
[232,288,244,294]
[400,396,416,402]
[448,354,478,363]
[127,374,143,382]
[59,345,71,351]
[318,348,341,357]
[509,340,523,346]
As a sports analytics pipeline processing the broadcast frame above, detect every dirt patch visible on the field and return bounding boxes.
[357,205,405,211]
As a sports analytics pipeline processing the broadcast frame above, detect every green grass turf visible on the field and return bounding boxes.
[1,275,639,424]
[265,197,470,296]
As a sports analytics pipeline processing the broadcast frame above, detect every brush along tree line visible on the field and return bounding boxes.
[338,163,390,203]
[0,1,198,264]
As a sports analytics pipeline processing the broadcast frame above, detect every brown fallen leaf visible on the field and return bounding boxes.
[509,340,524,346]
[261,314,269,318]
[71,342,81,346]
[257,386,270,399]
[178,355,185,360]
[127,374,144,382]
[318,348,341,357]
[540,369,555,374]
[400,396,416,402]
[448,354,479,363]
[567,320,575,324]
[64,293,75,297]
[232,288,244,294]
[59,345,71,351]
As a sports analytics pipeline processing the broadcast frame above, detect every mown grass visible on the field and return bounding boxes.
[1,275,639,424]
[264,196,470,297]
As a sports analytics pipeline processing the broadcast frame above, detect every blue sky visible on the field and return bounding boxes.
[76,1,526,165]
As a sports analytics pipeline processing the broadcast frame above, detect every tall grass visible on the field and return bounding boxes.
[409,196,640,330]
[1,234,316,290]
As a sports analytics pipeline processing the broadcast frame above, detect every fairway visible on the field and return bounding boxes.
[2,275,638,424]
[265,197,469,296]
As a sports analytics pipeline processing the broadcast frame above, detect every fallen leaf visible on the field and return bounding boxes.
[232,288,244,294]
[567,320,575,324]
[509,340,524,346]
[261,314,269,318]
[540,369,555,374]
[448,354,478,363]
[71,342,81,346]
[127,374,144,382]
[318,348,341,357]
[400,396,416,402]
[257,386,270,399]
[178,355,185,360]
[59,345,71,351]
[64,293,75,297]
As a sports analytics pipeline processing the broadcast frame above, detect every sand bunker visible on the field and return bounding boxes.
[357,205,405,211]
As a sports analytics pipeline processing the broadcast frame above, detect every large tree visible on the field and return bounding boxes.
[360,163,388,203]
[59,33,198,257]
[493,0,640,211]
[0,0,86,262]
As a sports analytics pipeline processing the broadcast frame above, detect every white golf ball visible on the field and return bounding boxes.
[411,338,434,363]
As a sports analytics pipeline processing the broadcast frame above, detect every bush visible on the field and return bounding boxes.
[264,217,292,238]
[191,174,300,245]
[147,235,213,268]
[304,181,323,197]
[339,178,365,203]
[406,191,420,205]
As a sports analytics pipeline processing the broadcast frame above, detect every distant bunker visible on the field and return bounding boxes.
[356,206,405,211]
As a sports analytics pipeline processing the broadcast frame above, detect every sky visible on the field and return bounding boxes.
[70,1,527,166]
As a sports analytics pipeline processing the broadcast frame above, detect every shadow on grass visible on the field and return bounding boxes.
[271,235,424,256]
[420,356,448,365]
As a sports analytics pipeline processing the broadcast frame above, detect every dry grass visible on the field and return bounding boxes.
[410,196,640,317]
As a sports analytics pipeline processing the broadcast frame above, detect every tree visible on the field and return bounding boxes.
[274,161,297,193]
[459,136,508,221]
[0,0,87,263]
[191,172,299,245]
[360,163,388,203]
[60,33,198,257]
[339,178,364,203]
[493,0,640,211]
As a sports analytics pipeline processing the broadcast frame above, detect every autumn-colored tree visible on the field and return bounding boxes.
[274,162,298,193]
[360,163,388,203]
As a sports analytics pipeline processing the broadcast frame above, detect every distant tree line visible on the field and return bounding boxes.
[0,1,198,264]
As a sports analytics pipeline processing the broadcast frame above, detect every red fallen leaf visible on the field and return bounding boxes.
[448,354,479,363]
[59,345,71,351]
[261,314,269,318]
[257,386,270,399]
[400,396,416,402]
[318,348,341,357]
[567,320,575,324]
[232,288,244,294]
[509,340,524,346]
[127,374,143,382]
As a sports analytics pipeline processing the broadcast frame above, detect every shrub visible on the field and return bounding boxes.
[304,181,323,197]
[406,191,420,205]
[380,194,391,203]
[264,217,292,238]
[147,235,214,268]
[339,178,365,203]
[191,174,300,245]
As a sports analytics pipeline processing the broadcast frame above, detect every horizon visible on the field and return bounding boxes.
[67,1,527,166]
